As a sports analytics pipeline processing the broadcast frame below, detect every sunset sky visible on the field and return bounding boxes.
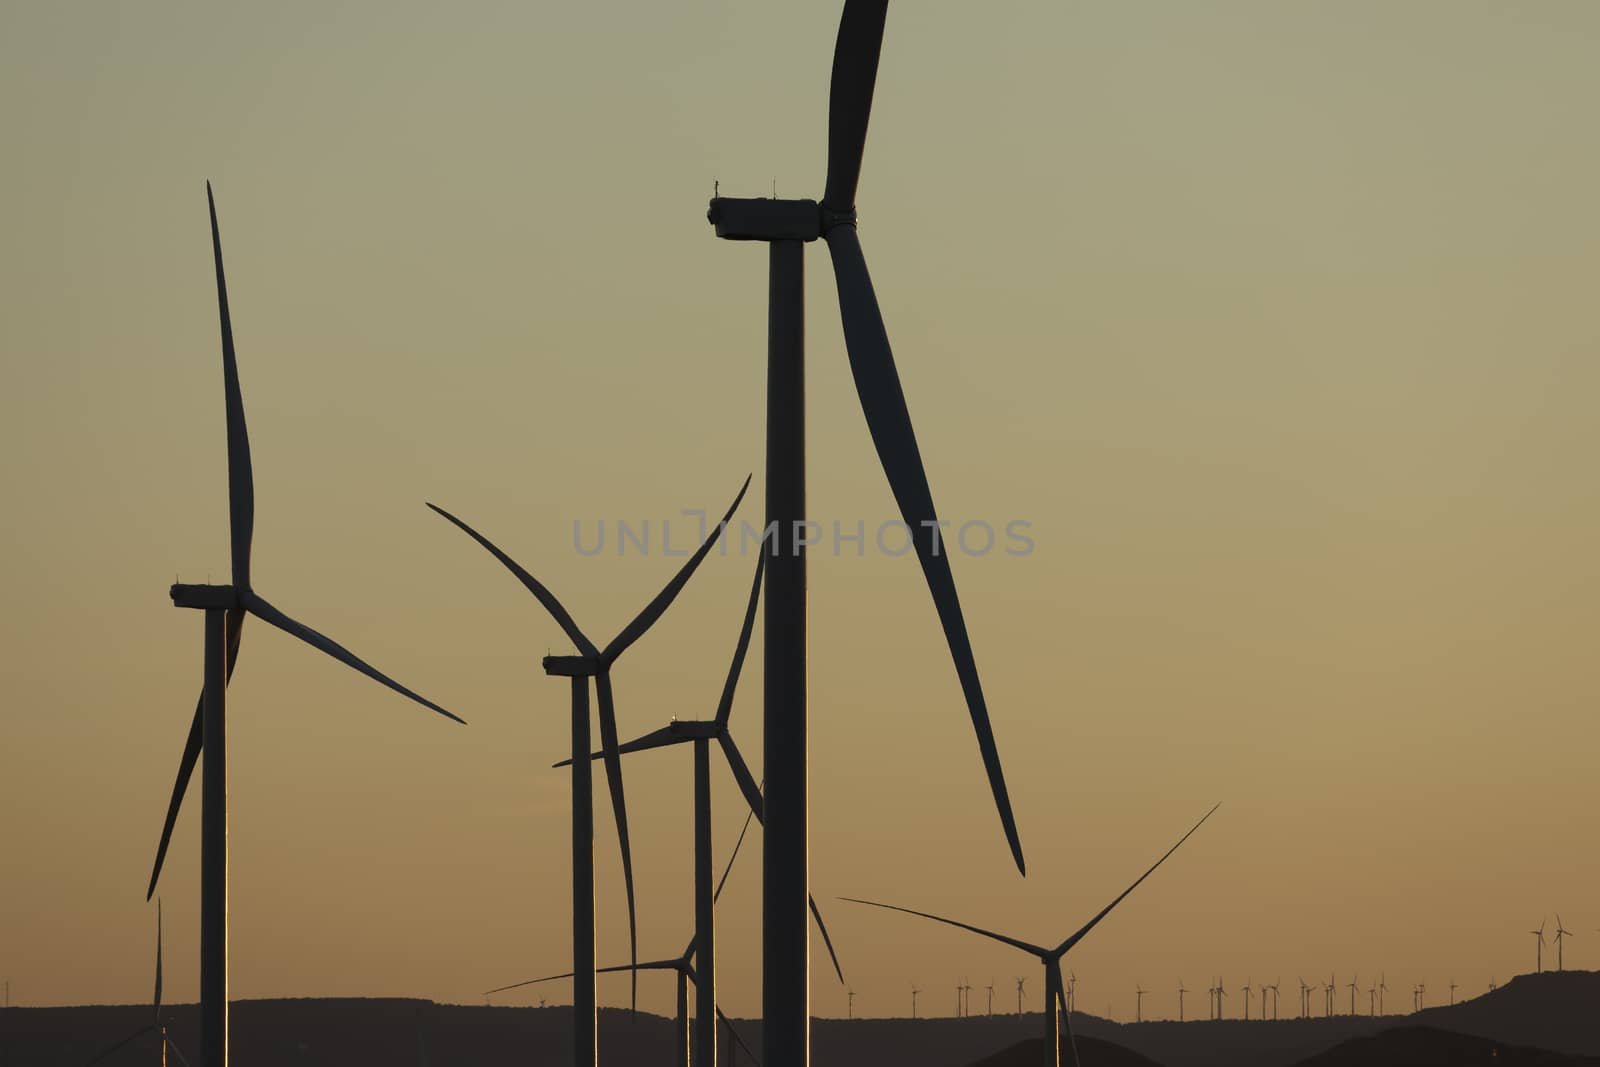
[3,1,1599,1023]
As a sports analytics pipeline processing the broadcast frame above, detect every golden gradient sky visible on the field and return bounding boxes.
[3,1,1599,1023]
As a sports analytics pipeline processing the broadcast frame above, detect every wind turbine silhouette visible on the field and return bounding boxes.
[987,981,995,1017]
[844,803,1218,1067]
[429,479,746,1064]
[1323,976,1333,1018]
[1554,916,1573,971]
[1177,981,1186,1023]
[485,808,764,1067]
[1378,973,1387,1015]
[554,551,845,1064]
[1134,985,1145,1023]
[1347,974,1358,1016]
[83,902,193,1067]
[1296,977,1308,1019]
[910,985,921,1020]
[1215,977,1227,1020]
[1016,977,1027,1016]
[704,6,1026,1059]
[1449,979,1457,1006]
[1269,979,1280,1021]
[1241,978,1251,1021]
[1067,972,1077,1014]
[847,989,856,1020]
[147,187,464,1067]
[1367,978,1375,1016]
[1532,919,1547,972]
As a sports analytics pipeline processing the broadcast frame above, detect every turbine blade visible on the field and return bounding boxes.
[243,591,464,724]
[601,476,750,663]
[206,183,254,591]
[714,553,765,726]
[821,0,889,212]
[82,1025,158,1066]
[810,894,847,985]
[825,223,1024,875]
[484,970,576,995]
[838,897,1047,956]
[718,1007,762,1067]
[715,805,759,904]
[147,608,245,900]
[718,732,766,820]
[1052,959,1083,1067]
[425,503,596,657]
[165,1037,193,1067]
[593,671,638,1012]
[550,724,683,768]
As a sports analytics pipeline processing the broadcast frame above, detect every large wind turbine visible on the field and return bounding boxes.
[844,804,1218,1067]
[704,6,1025,1060]
[84,902,192,1067]
[427,480,746,1066]
[556,553,846,1065]
[1532,919,1547,972]
[147,186,463,1067]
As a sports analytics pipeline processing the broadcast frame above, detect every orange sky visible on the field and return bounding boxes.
[2,1,1598,1023]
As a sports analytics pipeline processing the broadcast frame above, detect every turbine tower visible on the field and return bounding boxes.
[429,479,747,1066]
[1177,981,1186,1023]
[1532,919,1547,972]
[843,804,1218,1067]
[1016,977,1026,1016]
[987,981,995,1017]
[1554,917,1573,971]
[1135,984,1145,1023]
[1449,980,1457,1006]
[147,186,464,1067]
[847,989,856,1020]
[1240,978,1250,1021]
[1347,974,1358,1016]
[911,985,921,1020]
[704,8,1026,1060]
[1216,978,1227,1020]
[1378,973,1387,1016]
[1269,979,1280,1021]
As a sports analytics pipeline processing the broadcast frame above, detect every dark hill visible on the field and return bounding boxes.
[967,1033,1164,1067]
[1290,1025,1600,1067]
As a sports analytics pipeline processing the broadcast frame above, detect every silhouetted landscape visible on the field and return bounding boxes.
[8,970,1595,1067]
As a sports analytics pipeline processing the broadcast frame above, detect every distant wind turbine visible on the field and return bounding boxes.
[148,187,464,1067]
[553,551,844,1063]
[1216,977,1227,1020]
[1177,981,1186,1023]
[1016,977,1027,1016]
[847,989,856,1020]
[428,477,747,1065]
[1135,984,1145,1023]
[1347,974,1358,1016]
[1449,980,1457,1006]
[1532,919,1547,973]
[911,985,921,1020]
[486,808,763,1067]
[1554,917,1574,971]
[1268,979,1280,1021]
[83,902,193,1067]
[1378,973,1387,1016]
[987,981,995,1018]
[843,804,1218,1067]
[1297,977,1309,1019]
[1240,978,1250,1021]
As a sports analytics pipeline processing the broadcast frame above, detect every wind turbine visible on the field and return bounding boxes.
[1554,917,1574,971]
[553,552,845,1064]
[1241,978,1250,1021]
[1532,919,1547,972]
[910,985,921,1020]
[1323,976,1333,1018]
[987,981,995,1018]
[1415,983,1425,1012]
[847,989,856,1020]
[1066,972,1077,1014]
[427,479,746,1064]
[83,902,193,1067]
[486,808,764,1067]
[1269,979,1280,1021]
[1135,985,1145,1024]
[704,6,1026,1060]
[1296,977,1308,1019]
[1449,980,1457,1006]
[1378,973,1387,1016]
[1347,974,1358,1016]
[1215,978,1227,1021]
[1016,977,1027,1016]
[1177,981,1186,1023]
[1367,979,1375,1016]
[146,186,463,1067]
[843,803,1218,1067]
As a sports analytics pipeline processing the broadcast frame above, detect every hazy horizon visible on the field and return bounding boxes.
[3,1,1598,1023]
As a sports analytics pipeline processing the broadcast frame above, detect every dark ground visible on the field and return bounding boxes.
[3,970,1594,1067]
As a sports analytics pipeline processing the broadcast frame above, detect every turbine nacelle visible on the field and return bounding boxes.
[170,584,242,610]
[543,654,600,678]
